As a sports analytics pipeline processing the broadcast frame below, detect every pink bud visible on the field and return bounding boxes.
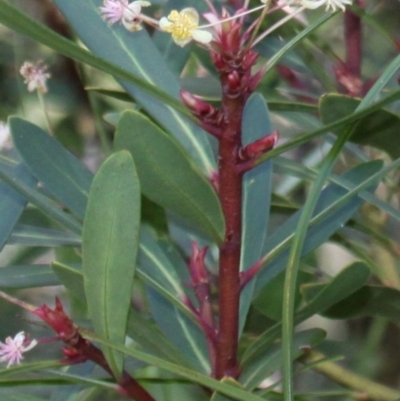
[226,71,241,94]
[225,24,242,52]
[189,242,209,285]
[180,91,216,118]
[34,298,76,341]
[240,131,279,160]
[242,51,259,71]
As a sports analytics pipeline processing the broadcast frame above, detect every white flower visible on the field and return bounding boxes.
[0,332,37,368]
[19,61,50,94]
[286,0,353,11]
[99,0,128,24]
[0,121,12,151]
[159,8,213,47]
[122,1,151,31]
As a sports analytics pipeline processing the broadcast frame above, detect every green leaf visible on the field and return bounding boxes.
[210,378,247,401]
[126,309,191,367]
[0,164,36,251]
[319,94,400,159]
[242,262,370,365]
[52,262,86,302]
[148,288,210,374]
[8,225,81,247]
[264,12,335,74]
[254,161,382,292]
[137,226,190,313]
[51,0,215,174]
[82,151,141,377]
[52,230,195,319]
[310,285,400,322]
[256,89,400,166]
[298,262,371,320]
[253,270,311,321]
[81,332,267,401]
[0,265,59,289]
[240,328,326,390]
[0,163,82,235]
[10,118,93,220]
[115,110,225,243]
[239,94,273,334]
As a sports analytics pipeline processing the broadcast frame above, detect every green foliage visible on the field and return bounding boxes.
[0,1,399,401]
[82,151,141,377]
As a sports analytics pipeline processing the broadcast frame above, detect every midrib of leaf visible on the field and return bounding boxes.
[139,243,185,297]
[174,312,210,373]
[28,140,90,198]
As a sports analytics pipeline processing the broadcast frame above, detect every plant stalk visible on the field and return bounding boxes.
[215,80,245,380]
[344,2,362,77]
[300,350,400,401]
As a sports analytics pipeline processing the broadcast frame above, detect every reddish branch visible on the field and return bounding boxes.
[34,298,156,401]
[336,1,364,96]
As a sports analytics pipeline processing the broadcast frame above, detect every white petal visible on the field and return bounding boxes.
[181,7,200,25]
[173,37,193,47]
[159,17,173,31]
[192,29,213,44]
[301,0,326,9]
[123,2,141,19]
[136,1,151,6]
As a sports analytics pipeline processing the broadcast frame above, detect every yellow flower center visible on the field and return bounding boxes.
[165,10,198,41]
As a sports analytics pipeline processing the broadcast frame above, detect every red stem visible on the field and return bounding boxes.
[73,334,156,401]
[344,2,362,77]
[215,80,245,380]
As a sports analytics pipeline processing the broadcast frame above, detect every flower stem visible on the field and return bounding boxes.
[37,90,53,136]
[215,77,245,380]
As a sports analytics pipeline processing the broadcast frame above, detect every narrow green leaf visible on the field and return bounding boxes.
[239,94,273,334]
[138,226,190,311]
[148,288,210,374]
[52,262,86,302]
[0,361,63,379]
[256,88,400,165]
[115,110,225,243]
[240,328,326,390]
[82,151,141,377]
[298,262,371,320]
[242,262,371,365]
[8,225,81,247]
[264,12,335,74]
[310,285,400,322]
[52,0,215,174]
[319,94,400,159]
[0,265,59,289]
[211,378,247,401]
[126,309,191,367]
[10,118,93,220]
[0,164,36,251]
[82,332,267,401]
[0,163,82,235]
[255,161,382,291]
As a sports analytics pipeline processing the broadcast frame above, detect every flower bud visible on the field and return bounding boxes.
[180,91,216,118]
[240,130,279,160]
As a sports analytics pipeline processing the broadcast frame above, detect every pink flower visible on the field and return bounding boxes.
[0,332,37,368]
[99,0,128,24]
[19,61,51,94]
